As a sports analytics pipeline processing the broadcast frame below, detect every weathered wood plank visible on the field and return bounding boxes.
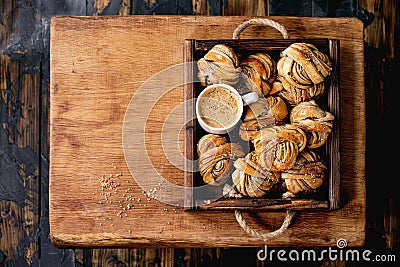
[0,1,40,265]
[17,72,40,154]
[192,0,224,15]
[119,0,133,15]
[49,15,366,248]
[130,248,174,267]
[133,0,193,15]
[84,2,135,267]
[91,249,130,267]
[93,0,113,15]
[0,201,24,264]
[73,249,85,266]
[223,0,267,16]
[360,0,399,251]
[192,0,211,15]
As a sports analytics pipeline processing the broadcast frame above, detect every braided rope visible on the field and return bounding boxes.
[231,18,292,240]
[235,210,295,241]
[232,18,289,40]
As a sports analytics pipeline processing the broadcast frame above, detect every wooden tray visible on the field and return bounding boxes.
[184,38,340,211]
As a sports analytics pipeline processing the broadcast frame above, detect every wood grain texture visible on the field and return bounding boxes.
[360,0,399,252]
[91,249,130,267]
[0,0,40,264]
[49,15,366,248]
[223,0,268,16]
[192,0,222,15]
[0,0,395,266]
[119,0,132,15]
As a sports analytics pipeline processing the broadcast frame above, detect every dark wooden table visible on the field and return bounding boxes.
[0,0,398,266]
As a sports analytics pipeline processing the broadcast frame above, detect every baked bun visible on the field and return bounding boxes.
[197,134,245,186]
[232,151,280,197]
[281,150,327,194]
[197,44,241,86]
[252,124,307,172]
[239,96,288,141]
[275,43,331,105]
[239,52,277,96]
[290,100,334,148]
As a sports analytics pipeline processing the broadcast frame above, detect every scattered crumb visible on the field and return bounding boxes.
[97,170,138,219]
[96,168,178,228]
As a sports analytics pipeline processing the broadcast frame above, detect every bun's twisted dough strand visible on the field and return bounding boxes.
[239,96,288,141]
[253,124,307,172]
[232,151,280,197]
[281,150,327,194]
[197,44,242,86]
[197,134,245,186]
[290,100,334,148]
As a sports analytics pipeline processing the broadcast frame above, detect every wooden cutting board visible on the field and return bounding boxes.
[49,15,366,248]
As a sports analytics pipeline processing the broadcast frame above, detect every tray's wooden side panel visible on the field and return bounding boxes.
[185,39,339,211]
[195,199,329,211]
[184,39,196,209]
[49,16,366,248]
[328,39,341,210]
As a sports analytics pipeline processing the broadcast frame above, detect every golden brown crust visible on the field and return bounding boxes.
[281,150,327,194]
[197,58,242,86]
[252,125,307,171]
[243,96,288,121]
[290,100,334,148]
[232,151,280,197]
[239,96,288,141]
[276,62,326,105]
[197,44,241,86]
[204,44,239,67]
[276,42,331,105]
[239,117,279,142]
[248,53,277,84]
[269,79,284,95]
[290,100,334,132]
[280,42,332,84]
[239,52,277,96]
[197,134,245,186]
[305,131,332,149]
[197,134,228,155]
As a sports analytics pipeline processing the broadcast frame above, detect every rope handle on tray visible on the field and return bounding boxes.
[232,18,289,40]
[232,18,294,241]
[235,210,295,241]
